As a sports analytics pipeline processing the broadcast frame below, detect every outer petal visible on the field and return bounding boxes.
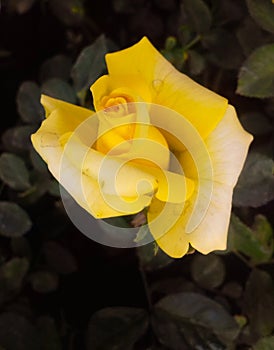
[32,96,96,165]
[41,94,94,120]
[189,105,253,253]
[31,103,151,218]
[147,198,190,258]
[148,105,253,257]
[105,37,228,139]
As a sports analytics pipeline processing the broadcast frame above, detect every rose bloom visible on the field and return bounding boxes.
[31,37,253,258]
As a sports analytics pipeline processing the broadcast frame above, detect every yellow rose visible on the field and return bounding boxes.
[31,37,253,258]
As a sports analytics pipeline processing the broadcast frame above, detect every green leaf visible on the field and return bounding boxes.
[16,81,44,123]
[48,0,84,26]
[153,292,239,349]
[203,29,243,70]
[29,148,48,173]
[183,0,212,33]
[29,271,59,293]
[211,0,244,24]
[39,54,72,83]
[191,254,226,289]
[152,277,199,296]
[237,44,274,98]
[0,202,32,237]
[0,313,39,350]
[221,281,243,299]
[41,78,77,104]
[187,49,206,76]
[137,242,173,271]
[71,35,108,94]
[19,172,50,205]
[247,0,274,34]
[244,269,274,337]
[0,258,29,295]
[43,241,77,275]
[2,126,36,153]
[237,18,268,57]
[228,214,273,264]
[47,180,60,197]
[112,0,143,14]
[233,152,274,207]
[86,307,149,350]
[0,153,31,191]
[36,317,62,350]
[254,336,274,350]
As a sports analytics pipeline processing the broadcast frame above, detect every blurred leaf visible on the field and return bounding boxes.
[244,269,274,337]
[247,0,274,34]
[2,126,36,153]
[233,152,274,207]
[36,317,62,350]
[137,242,173,271]
[0,313,39,350]
[0,153,31,191]
[237,44,274,98]
[48,0,84,26]
[221,281,243,299]
[47,179,60,197]
[254,336,274,350]
[191,254,226,289]
[0,202,32,238]
[240,112,272,136]
[164,36,177,51]
[71,35,108,94]
[152,277,199,296]
[228,214,273,264]
[183,0,212,33]
[41,78,77,104]
[211,0,245,24]
[39,55,72,83]
[0,258,29,296]
[203,29,243,70]
[237,17,268,56]
[43,241,77,275]
[7,0,36,14]
[153,292,239,349]
[112,0,146,13]
[29,148,48,173]
[162,47,185,71]
[16,81,44,123]
[86,307,148,350]
[29,271,59,294]
[20,172,50,205]
[186,49,206,76]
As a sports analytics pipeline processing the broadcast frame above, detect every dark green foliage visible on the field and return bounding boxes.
[0,202,32,238]
[1,0,274,349]
[233,152,274,208]
[190,254,226,289]
[237,44,274,98]
[153,292,239,349]
[86,307,149,350]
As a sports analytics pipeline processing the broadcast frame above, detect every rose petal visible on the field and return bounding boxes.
[91,74,152,111]
[41,94,93,120]
[105,37,228,139]
[148,105,253,257]
[31,109,152,217]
